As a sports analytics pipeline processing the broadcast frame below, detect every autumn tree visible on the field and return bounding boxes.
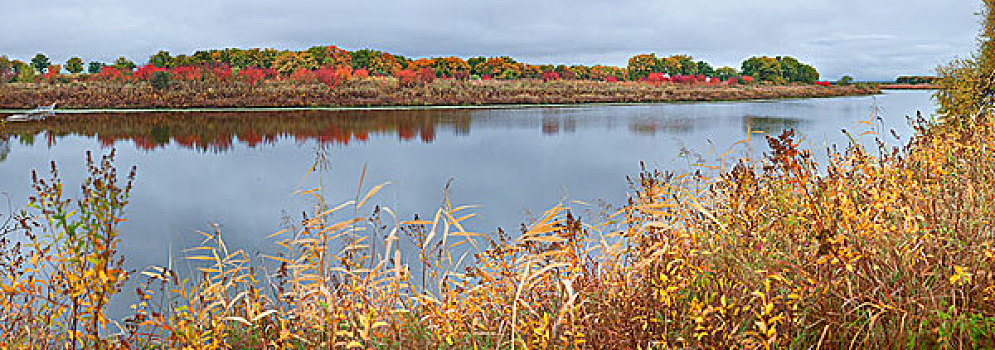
[65,57,84,74]
[366,52,403,76]
[659,55,695,76]
[429,57,469,78]
[149,50,173,68]
[715,66,738,80]
[627,54,658,80]
[408,58,436,72]
[31,53,51,74]
[590,65,626,81]
[272,51,320,76]
[113,57,136,72]
[522,64,543,79]
[741,56,783,83]
[0,56,13,83]
[776,56,819,83]
[468,56,487,76]
[695,61,715,77]
[318,45,352,67]
[350,49,380,70]
[478,57,522,79]
[13,60,36,82]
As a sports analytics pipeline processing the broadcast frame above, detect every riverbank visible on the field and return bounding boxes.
[879,83,938,90]
[0,79,877,109]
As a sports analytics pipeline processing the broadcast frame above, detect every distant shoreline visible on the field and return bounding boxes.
[0,80,878,110]
[878,84,938,90]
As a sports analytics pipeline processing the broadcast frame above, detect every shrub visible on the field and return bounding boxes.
[237,66,266,86]
[211,65,234,82]
[396,69,418,87]
[353,68,370,79]
[94,66,124,81]
[171,66,204,81]
[646,72,667,86]
[134,64,165,80]
[289,68,316,84]
[149,71,171,91]
[541,71,560,82]
[315,65,353,88]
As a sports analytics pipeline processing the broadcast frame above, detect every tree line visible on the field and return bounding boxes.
[0,46,821,84]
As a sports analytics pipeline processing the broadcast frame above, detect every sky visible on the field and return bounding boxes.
[0,0,984,81]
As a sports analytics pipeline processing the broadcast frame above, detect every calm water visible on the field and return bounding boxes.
[0,90,934,314]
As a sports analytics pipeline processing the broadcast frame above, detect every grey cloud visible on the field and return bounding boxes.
[0,0,984,80]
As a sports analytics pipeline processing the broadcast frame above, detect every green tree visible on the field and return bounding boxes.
[113,57,136,72]
[741,56,783,83]
[776,56,819,83]
[14,60,36,82]
[838,75,855,86]
[65,57,84,74]
[695,61,715,76]
[88,61,104,74]
[350,49,378,70]
[715,66,739,80]
[149,50,173,68]
[659,55,695,76]
[31,53,51,74]
[468,56,488,76]
[149,71,171,91]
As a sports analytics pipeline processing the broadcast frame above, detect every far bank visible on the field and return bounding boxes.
[0,79,878,110]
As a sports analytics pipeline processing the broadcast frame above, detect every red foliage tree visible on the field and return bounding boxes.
[95,66,124,81]
[238,66,266,86]
[397,69,419,87]
[172,66,204,81]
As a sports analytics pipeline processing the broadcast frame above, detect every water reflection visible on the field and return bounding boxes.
[2,110,475,153]
[0,136,9,162]
[743,115,808,136]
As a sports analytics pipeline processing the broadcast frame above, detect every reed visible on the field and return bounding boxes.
[1,102,994,348]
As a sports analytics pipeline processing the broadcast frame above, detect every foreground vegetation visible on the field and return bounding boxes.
[2,4,995,349]
[3,92,994,348]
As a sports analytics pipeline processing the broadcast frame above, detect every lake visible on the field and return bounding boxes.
[0,90,934,315]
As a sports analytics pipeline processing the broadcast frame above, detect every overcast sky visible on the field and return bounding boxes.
[0,0,983,80]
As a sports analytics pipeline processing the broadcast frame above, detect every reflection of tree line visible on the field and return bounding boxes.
[743,115,805,136]
[0,135,9,162]
[2,110,474,152]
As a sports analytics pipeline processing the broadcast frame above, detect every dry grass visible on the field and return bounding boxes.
[1,102,994,348]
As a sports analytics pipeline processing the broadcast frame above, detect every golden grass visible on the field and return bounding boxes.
[1,103,994,348]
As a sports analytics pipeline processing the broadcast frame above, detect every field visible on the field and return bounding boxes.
[0,79,876,109]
